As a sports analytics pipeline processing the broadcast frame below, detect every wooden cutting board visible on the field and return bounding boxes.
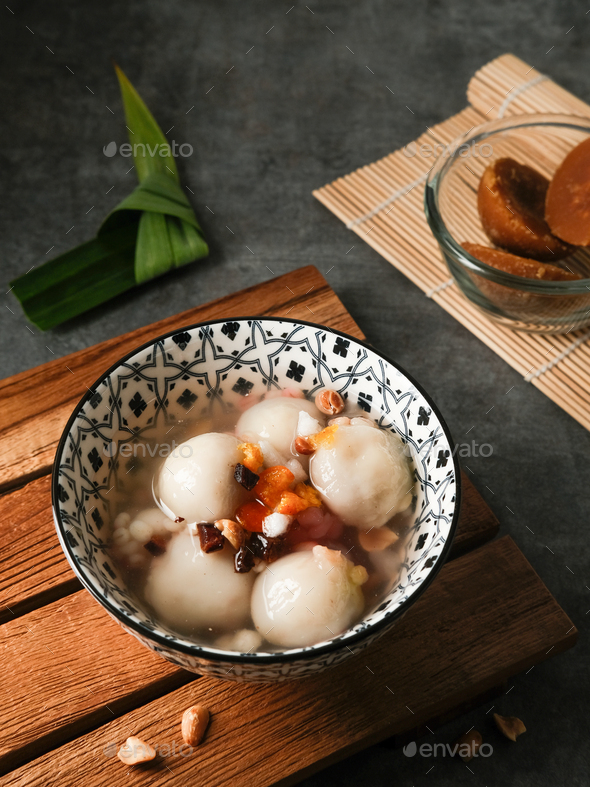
[0,266,577,785]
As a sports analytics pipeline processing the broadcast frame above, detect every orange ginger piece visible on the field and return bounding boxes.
[275,491,310,516]
[234,500,271,533]
[294,483,322,508]
[253,466,295,509]
[252,466,323,519]
[238,443,264,473]
[308,423,339,450]
[275,482,322,516]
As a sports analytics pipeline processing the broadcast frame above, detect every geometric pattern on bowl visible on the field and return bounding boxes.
[53,318,460,682]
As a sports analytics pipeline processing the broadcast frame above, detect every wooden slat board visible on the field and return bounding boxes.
[313,53,590,433]
[0,476,80,624]
[0,470,498,774]
[3,537,576,787]
[0,265,576,785]
[0,591,193,774]
[0,266,358,494]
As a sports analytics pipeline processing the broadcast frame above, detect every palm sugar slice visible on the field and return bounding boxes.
[546,137,590,245]
[462,243,584,318]
[478,158,571,261]
[462,242,580,281]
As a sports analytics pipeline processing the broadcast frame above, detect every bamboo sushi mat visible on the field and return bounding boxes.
[313,53,590,432]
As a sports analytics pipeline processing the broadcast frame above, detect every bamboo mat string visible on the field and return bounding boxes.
[525,330,590,382]
[425,278,455,298]
[497,74,548,118]
[346,170,431,228]
[313,53,590,431]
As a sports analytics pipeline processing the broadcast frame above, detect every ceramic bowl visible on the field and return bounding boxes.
[52,318,460,682]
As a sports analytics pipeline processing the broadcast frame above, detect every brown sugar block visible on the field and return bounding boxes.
[546,137,590,245]
[478,158,572,261]
[462,243,580,281]
[462,242,583,319]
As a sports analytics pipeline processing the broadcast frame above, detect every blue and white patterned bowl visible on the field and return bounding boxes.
[52,318,460,682]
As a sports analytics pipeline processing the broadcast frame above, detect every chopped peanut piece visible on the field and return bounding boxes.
[493,713,526,741]
[214,519,246,550]
[454,730,482,762]
[330,416,350,427]
[358,527,399,552]
[350,564,369,585]
[294,436,315,455]
[117,736,156,765]
[315,389,345,415]
[181,704,210,747]
[238,442,264,473]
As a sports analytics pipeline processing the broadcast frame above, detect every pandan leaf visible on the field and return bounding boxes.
[11,224,138,331]
[100,171,208,283]
[114,64,179,184]
[10,66,208,330]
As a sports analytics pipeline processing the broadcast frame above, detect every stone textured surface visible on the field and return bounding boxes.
[1,1,588,784]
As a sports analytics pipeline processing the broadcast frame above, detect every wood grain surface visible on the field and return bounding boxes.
[0,590,195,775]
[0,473,497,773]
[0,476,80,624]
[3,537,576,787]
[0,265,572,787]
[0,266,358,493]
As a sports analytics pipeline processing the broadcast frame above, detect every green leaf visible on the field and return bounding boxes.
[168,218,209,267]
[114,64,179,184]
[135,211,174,283]
[9,67,209,331]
[100,172,208,283]
[11,223,138,330]
[101,172,203,233]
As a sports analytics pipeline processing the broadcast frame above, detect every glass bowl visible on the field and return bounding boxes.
[424,113,590,334]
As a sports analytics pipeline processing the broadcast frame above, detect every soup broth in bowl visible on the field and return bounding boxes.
[53,318,460,682]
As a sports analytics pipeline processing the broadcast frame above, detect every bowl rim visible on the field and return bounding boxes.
[424,112,590,293]
[52,316,461,664]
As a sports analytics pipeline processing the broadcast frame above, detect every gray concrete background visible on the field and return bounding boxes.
[1,1,589,784]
